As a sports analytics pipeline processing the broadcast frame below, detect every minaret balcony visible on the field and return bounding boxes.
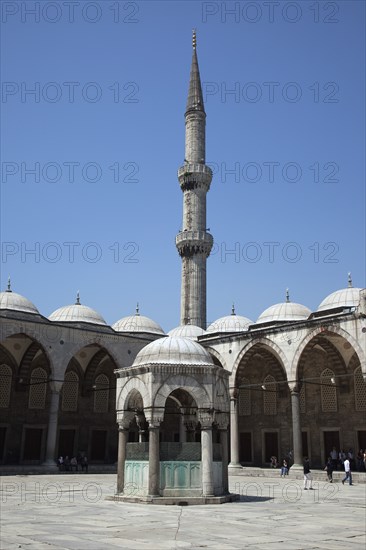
[176,230,213,257]
[178,163,212,191]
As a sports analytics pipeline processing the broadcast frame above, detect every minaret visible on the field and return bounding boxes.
[176,30,213,329]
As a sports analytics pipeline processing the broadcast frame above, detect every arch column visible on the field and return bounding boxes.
[228,388,241,470]
[291,389,303,469]
[217,412,229,494]
[148,423,161,497]
[116,412,134,494]
[43,380,63,467]
[198,410,214,497]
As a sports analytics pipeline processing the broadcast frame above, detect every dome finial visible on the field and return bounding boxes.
[192,28,196,50]
[6,276,12,293]
[75,291,81,305]
[348,272,353,288]
[286,288,290,302]
[231,303,236,315]
[136,302,140,316]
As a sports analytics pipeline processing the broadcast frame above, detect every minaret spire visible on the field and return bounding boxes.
[176,32,213,329]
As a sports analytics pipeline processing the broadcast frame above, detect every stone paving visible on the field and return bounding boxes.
[0,472,365,549]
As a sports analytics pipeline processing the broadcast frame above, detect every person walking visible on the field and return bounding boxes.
[324,456,333,482]
[342,456,353,485]
[303,457,313,490]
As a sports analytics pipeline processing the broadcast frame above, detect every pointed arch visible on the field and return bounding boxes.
[232,337,289,385]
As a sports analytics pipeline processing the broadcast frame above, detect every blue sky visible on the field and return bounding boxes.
[1,0,365,331]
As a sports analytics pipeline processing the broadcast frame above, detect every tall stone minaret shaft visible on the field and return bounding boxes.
[176,31,213,329]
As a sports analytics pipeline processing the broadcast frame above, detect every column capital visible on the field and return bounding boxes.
[117,410,135,429]
[50,380,63,393]
[215,412,230,430]
[145,407,164,428]
[198,408,214,428]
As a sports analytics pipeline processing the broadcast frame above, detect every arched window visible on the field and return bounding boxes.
[321,368,337,412]
[29,367,47,409]
[354,366,366,411]
[93,374,109,413]
[299,383,306,414]
[62,371,79,412]
[263,375,276,415]
[0,364,12,408]
[238,378,251,416]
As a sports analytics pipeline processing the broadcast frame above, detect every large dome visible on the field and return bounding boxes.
[133,336,214,367]
[168,324,206,340]
[0,282,39,315]
[113,308,164,335]
[257,292,311,324]
[206,308,253,333]
[49,293,107,326]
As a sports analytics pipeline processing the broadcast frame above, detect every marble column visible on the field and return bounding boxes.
[148,425,160,497]
[228,390,241,470]
[291,389,303,469]
[201,426,214,496]
[179,410,187,443]
[117,427,129,493]
[220,428,229,494]
[43,381,63,466]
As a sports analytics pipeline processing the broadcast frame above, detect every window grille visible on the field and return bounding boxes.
[62,371,79,412]
[321,368,337,412]
[263,375,276,415]
[238,378,251,416]
[29,367,47,409]
[354,366,366,411]
[94,374,109,413]
[299,383,306,413]
[0,364,12,408]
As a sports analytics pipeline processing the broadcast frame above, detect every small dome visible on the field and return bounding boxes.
[113,309,164,335]
[133,336,214,367]
[168,324,206,340]
[0,282,39,315]
[206,307,253,333]
[49,293,107,326]
[317,287,362,312]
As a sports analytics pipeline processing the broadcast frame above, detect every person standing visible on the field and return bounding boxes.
[342,457,353,485]
[324,456,333,482]
[303,457,313,490]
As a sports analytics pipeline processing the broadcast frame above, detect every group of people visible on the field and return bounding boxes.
[57,454,88,473]
[329,447,366,472]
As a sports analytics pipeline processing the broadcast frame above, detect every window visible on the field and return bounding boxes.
[28,367,47,409]
[321,368,337,412]
[62,371,79,412]
[263,375,276,415]
[238,378,251,416]
[0,364,12,408]
[354,366,366,411]
[299,383,306,413]
[93,374,109,413]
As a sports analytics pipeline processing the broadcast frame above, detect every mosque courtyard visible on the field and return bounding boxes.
[0,471,365,549]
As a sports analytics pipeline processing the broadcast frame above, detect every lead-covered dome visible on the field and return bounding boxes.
[168,324,206,340]
[257,290,311,324]
[317,275,363,312]
[49,293,107,326]
[133,336,214,367]
[0,280,39,315]
[113,305,164,335]
[206,306,253,333]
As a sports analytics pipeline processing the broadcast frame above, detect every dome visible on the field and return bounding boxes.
[0,281,39,315]
[206,307,253,333]
[257,291,311,324]
[49,293,107,326]
[168,324,206,340]
[133,336,214,367]
[113,307,164,335]
[317,283,362,312]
